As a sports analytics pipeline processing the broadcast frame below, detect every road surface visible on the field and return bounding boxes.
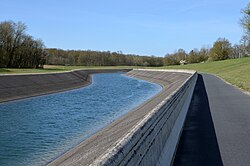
[174,73,250,166]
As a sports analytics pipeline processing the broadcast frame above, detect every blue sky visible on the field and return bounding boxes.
[0,0,248,56]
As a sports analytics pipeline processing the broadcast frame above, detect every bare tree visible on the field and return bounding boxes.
[0,21,46,68]
[241,3,250,36]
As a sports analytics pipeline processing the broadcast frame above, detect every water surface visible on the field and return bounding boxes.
[0,73,162,165]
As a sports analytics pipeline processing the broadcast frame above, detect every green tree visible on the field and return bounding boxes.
[188,49,199,63]
[209,38,232,61]
[198,47,209,62]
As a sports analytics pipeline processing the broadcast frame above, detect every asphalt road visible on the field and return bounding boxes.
[174,73,250,166]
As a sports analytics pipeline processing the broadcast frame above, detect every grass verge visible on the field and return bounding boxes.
[158,57,250,92]
[0,65,134,74]
[1,57,249,92]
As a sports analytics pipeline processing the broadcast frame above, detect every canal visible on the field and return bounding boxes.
[0,72,162,165]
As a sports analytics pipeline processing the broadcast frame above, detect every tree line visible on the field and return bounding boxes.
[47,36,249,67]
[46,49,163,67]
[0,21,46,68]
[46,3,250,67]
[163,3,250,65]
[1,3,250,68]
[163,37,250,66]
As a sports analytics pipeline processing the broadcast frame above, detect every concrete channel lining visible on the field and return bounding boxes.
[0,69,131,103]
[90,69,197,166]
[156,71,197,166]
[46,69,197,166]
[0,68,197,166]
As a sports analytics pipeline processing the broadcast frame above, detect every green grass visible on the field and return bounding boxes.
[1,57,249,92]
[0,65,134,74]
[157,57,250,92]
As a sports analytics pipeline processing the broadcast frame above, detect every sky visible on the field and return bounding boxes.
[0,0,249,56]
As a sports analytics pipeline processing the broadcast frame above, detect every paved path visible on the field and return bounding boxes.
[174,73,250,166]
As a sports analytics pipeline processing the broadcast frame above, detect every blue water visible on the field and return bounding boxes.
[0,73,162,165]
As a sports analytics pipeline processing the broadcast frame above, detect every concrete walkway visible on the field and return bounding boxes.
[174,74,250,166]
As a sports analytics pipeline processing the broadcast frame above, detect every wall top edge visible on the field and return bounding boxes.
[132,69,196,75]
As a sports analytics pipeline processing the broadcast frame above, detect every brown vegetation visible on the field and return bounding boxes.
[0,21,46,68]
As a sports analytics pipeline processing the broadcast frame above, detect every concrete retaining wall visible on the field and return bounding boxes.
[91,69,197,166]
[1,68,197,166]
[0,69,131,103]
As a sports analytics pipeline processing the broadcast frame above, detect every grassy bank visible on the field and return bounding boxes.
[1,57,249,92]
[0,65,134,74]
[159,57,250,92]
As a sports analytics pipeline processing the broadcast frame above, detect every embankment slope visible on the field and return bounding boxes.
[0,69,197,165]
[49,69,197,166]
[0,69,130,103]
